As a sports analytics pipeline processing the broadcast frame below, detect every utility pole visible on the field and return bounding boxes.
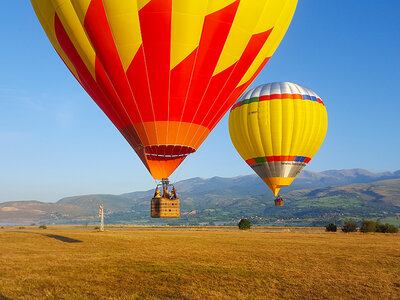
[99,204,104,232]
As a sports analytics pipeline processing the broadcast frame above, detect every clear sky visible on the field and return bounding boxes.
[0,1,399,202]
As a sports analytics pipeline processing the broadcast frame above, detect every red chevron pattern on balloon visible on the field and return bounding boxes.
[31,0,298,179]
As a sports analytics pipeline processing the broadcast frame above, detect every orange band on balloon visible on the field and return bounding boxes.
[120,121,210,149]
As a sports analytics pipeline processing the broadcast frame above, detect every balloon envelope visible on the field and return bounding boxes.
[31,0,297,179]
[229,82,328,195]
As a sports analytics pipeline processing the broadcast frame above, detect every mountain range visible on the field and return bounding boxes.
[1,169,399,226]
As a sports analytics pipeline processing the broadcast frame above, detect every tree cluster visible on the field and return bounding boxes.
[238,218,252,230]
[325,223,337,232]
[360,220,398,233]
[339,220,398,233]
[341,221,358,233]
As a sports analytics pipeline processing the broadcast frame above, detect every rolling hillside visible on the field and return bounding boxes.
[1,169,399,226]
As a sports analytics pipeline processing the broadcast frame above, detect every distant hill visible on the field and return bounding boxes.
[1,169,399,226]
[124,168,400,199]
[58,194,134,212]
[286,168,400,190]
[288,179,400,207]
[0,200,94,225]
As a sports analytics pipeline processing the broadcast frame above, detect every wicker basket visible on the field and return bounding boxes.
[151,197,180,218]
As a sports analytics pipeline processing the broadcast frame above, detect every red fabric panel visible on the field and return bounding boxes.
[281,156,296,161]
[259,93,303,101]
[208,56,270,132]
[194,29,273,127]
[138,0,172,121]
[203,33,273,136]
[259,95,271,101]
[169,48,198,121]
[144,145,195,156]
[210,57,270,130]
[84,0,141,123]
[292,94,303,99]
[231,101,242,111]
[126,45,154,122]
[246,158,256,165]
[54,13,128,129]
[180,0,240,123]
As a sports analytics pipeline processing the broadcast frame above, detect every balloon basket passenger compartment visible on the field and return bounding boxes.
[151,197,180,218]
[274,197,284,207]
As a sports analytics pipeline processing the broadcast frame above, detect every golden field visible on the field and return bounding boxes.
[0,226,399,299]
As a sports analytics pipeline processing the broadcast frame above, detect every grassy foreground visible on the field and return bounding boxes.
[0,226,399,299]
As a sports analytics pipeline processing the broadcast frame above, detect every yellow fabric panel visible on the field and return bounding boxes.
[238,0,297,86]
[31,0,80,82]
[319,106,328,152]
[258,100,273,156]
[246,102,265,158]
[102,0,142,72]
[228,107,245,159]
[70,0,91,23]
[137,0,152,11]
[269,99,283,156]
[311,103,324,158]
[309,105,328,158]
[263,177,294,196]
[304,102,318,157]
[297,100,313,157]
[308,105,322,157]
[169,0,238,72]
[228,105,254,161]
[288,99,305,156]
[320,108,328,154]
[286,101,328,158]
[206,0,237,15]
[297,101,310,157]
[239,103,258,160]
[281,97,295,155]
[311,102,324,158]
[53,0,97,79]
[213,0,267,75]
[293,101,328,158]
[263,0,297,57]
[170,1,208,69]
[253,0,292,34]
[262,178,279,196]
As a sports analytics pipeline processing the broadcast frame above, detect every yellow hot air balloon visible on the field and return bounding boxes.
[229,82,328,203]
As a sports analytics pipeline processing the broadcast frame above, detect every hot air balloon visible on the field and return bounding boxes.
[229,82,328,206]
[31,0,297,217]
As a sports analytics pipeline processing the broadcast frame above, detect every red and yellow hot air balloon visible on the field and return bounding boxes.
[229,82,328,205]
[31,0,297,180]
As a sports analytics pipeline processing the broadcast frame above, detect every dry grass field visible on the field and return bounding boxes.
[0,226,399,299]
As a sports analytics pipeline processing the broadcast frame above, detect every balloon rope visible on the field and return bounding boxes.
[171,158,186,186]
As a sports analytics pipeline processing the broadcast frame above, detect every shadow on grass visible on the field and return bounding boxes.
[8,231,83,243]
[0,293,12,300]
[44,234,83,243]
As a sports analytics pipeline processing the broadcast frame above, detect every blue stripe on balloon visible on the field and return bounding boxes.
[302,94,319,102]
[294,156,306,162]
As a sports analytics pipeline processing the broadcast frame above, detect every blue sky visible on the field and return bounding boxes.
[0,1,399,202]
